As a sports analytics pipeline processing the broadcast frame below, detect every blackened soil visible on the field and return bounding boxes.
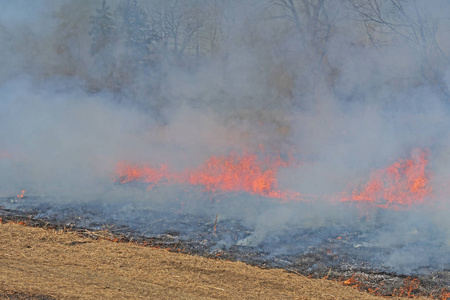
[0,206,449,299]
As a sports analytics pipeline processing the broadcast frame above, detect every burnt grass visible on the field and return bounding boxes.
[0,198,449,299]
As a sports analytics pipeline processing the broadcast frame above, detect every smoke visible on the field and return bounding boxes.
[1,0,450,273]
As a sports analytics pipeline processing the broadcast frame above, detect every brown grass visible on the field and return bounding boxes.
[0,222,426,299]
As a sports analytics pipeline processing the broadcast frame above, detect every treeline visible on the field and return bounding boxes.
[86,0,222,95]
[2,0,450,115]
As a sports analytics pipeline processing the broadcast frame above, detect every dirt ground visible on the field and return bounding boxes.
[0,222,427,299]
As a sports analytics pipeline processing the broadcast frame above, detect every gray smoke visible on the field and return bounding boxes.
[1,0,450,273]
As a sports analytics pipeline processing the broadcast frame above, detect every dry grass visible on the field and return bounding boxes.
[0,222,427,299]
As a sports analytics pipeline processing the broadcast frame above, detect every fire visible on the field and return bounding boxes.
[188,153,285,195]
[115,161,169,189]
[114,148,433,209]
[393,278,420,298]
[341,274,423,297]
[114,151,307,201]
[340,148,432,209]
[439,288,450,300]
[343,274,361,287]
[17,190,25,198]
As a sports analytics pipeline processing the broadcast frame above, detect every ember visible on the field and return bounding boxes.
[440,288,450,300]
[343,273,360,287]
[17,190,25,199]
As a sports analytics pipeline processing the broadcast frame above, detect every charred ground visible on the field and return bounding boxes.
[1,197,449,299]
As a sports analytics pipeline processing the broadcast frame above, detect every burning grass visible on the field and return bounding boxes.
[114,148,432,209]
[339,148,432,209]
[1,147,446,299]
[114,151,308,202]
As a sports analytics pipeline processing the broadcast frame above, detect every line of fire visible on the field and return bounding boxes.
[113,147,432,210]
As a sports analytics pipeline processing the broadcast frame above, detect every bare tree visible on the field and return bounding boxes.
[266,0,343,64]
[146,0,214,59]
[260,0,346,108]
[349,0,450,97]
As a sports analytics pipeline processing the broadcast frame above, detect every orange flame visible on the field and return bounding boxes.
[114,152,308,202]
[115,161,169,189]
[439,288,450,300]
[393,278,420,298]
[17,190,25,198]
[343,274,361,287]
[188,153,284,195]
[339,148,432,209]
[114,148,432,209]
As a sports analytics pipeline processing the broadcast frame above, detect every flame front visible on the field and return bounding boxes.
[114,148,432,209]
[114,152,307,202]
[339,148,432,209]
[188,153,282,195]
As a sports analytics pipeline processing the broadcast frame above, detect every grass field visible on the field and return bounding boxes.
[0,222,426,299]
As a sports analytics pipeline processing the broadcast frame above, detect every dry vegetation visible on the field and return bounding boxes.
[0,222,427,300]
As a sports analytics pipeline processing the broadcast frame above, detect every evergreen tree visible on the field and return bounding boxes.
[89,0,115,56]
[116,0,160,62]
